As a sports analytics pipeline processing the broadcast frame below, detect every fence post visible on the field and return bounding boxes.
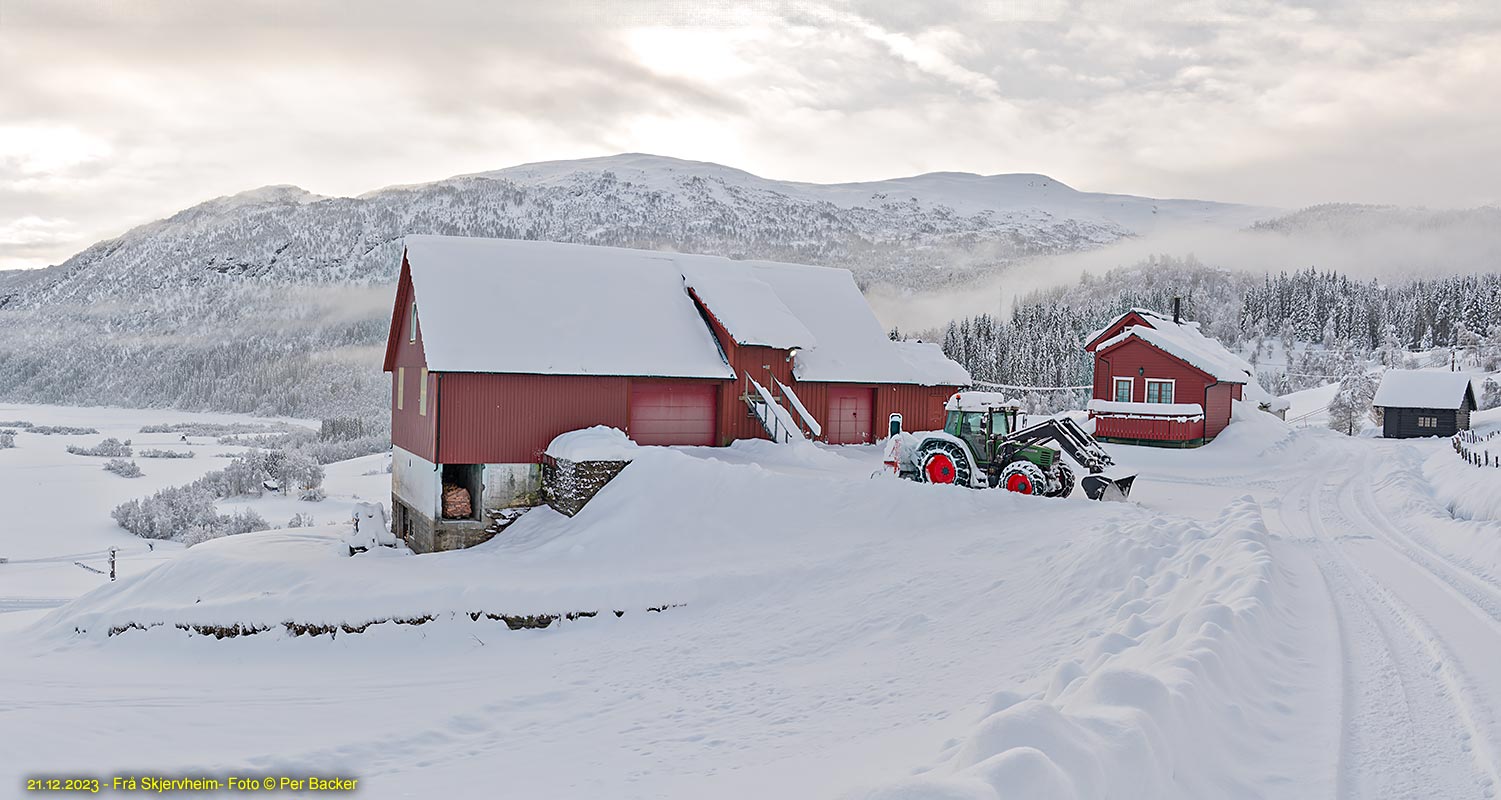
[109,548,117,581]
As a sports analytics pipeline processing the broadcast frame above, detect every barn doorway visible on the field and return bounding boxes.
[826,387,875,444]
[440,463,483,521]
[629,382,717,446]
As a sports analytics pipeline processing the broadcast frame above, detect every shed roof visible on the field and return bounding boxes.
[1372,370,1478,409]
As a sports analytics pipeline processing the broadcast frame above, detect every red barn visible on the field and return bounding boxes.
[1083,306,1257,447]
[383,235,969,552]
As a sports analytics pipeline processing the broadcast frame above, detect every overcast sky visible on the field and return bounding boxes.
[2,0,1499,269]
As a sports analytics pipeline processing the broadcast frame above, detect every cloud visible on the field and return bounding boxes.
[3,0,1500,270]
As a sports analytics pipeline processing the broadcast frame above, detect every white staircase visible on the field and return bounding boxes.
[747,379,808,443]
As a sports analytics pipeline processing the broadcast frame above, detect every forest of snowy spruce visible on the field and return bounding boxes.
[923,258,1501,413]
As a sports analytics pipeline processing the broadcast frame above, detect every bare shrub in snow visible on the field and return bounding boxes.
[30,425,99,435]
[209,448,324,496]
[299,487,326,502]
[0,420,33,428]
[140,422,291,436]
[66,437,133,457]
[138,448,195,459]
[113,486,269,543]
[103,459,143,478]
[0,432,14,449]
[112,485,220,540]
[286,512,315,528]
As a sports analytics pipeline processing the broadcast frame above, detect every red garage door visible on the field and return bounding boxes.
[826,387,874,444]
[629,382,718,446]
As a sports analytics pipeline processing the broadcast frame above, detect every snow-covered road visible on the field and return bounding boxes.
[6,403,1501,798]
[1277,444,1501,799]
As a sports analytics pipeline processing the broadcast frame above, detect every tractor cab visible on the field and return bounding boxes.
[943,392,1023,466]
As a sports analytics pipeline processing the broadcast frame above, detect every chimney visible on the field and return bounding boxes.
[1172,295,1182,324]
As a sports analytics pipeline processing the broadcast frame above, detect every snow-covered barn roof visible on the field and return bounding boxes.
[1372,370,1478,409]
[740,262,970,385]
[399,235,969,386]
[401,235,734,379]
[893,341,974,386]
[1089,308,1253,384]
[680,263,814,350]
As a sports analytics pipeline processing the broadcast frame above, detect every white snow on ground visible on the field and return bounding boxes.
[5,401,1501,798]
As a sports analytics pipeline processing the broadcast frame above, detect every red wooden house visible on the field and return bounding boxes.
[1083,305,1256,447]
[383,235,969,552]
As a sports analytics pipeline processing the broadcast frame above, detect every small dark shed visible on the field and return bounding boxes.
[1372,369,1477,438]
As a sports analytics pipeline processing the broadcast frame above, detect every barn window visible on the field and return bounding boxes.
[1113,377,1132,402]
[396,367,405,410]
[1418,415,1438,428]
[1145,379,1174,404]
[418,368,429,416]
[409,302,417,343]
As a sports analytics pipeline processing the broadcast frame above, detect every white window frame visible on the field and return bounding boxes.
[409,302,418,343]
[1144,378,1176,404]
[418,368,429,417]
[396,366,405,411]
[1112,376,1134,403]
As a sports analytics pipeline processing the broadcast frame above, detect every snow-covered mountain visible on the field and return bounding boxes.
[0,153,1276,419]
[0,153,1270,309]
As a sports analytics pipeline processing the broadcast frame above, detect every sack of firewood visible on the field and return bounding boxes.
[442,484,472,519]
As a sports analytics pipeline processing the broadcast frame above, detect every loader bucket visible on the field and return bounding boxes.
[1081,473,1136,502]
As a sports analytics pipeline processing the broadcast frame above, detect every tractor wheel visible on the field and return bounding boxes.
[1051,464,1075,498]
[1000,461,1046,495]
[920,442,971,486]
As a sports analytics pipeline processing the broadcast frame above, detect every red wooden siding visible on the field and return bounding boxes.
[1094,414,1206,442]
[1204,382,1235,439]
[629,382,718,446]
[1092,336,1241,442]
[388,268,437,462]
[691,295,798,444]
[436,373,631,464]
[824,386,875,444]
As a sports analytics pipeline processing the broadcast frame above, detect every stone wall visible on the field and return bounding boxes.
[542,456,630,517]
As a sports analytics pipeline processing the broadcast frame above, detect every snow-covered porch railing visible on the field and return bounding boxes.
[1087,399,1206,442]
[1087,399,1205,421]
[747,379,807,444]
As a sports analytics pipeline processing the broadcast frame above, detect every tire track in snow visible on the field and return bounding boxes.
[1296,447,1501,792]
[1280,451,1496,799]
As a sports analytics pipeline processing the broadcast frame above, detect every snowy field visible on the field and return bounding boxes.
[3,403,1501,798]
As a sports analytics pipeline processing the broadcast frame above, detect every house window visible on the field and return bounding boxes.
[1145,379,1174,404]
[396,367,405,411]
[1417,415,1438,428]
[418,368,429,416]
[1113,378,1132,402]
[409,302,418,343]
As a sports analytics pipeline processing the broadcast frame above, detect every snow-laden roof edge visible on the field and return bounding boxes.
[1372,369,1478,409]
[1095,324,1251,384]
[1088,399,1205,417]
[1084,307,1171,348]
[946,391,1021,411]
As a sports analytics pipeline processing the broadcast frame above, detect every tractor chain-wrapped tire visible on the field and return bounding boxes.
[919,441,971,486]
[1000,460,1046,495]
[1052,464,1075,498]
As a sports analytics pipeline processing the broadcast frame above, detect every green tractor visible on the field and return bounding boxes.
[889,392,1135,501]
